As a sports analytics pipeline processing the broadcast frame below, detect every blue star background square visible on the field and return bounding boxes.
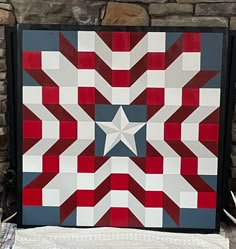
[95,105,147,157]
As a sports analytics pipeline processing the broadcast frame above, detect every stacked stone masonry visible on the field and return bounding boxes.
[1,0,236,206]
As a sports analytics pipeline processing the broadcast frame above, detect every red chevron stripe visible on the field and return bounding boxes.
[60,191,77,224]
[183,175,214,192]
[200,141,218,156]
[128,210,144,227]
[44,104,76,121]
[96,208,144,227]
[23,105,40,120]
[79,141,95,156]
[165,33,201,69]
[97,31,146,52]
[146,142,162,157]
[23,138,41,154]
[201,108,219,124]
[96,208,110,226]
[24,173,57,189]
[163,193,180,226]
[167,141,197,157]
[128,176,145,206]
[166,106,197,123]
[59,32,78,68]
[44,140,76,156]
[24,69,57,87]
[94,176,111,205]
[184,71,219,88]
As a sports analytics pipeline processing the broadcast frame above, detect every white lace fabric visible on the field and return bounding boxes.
[12,226,229,249]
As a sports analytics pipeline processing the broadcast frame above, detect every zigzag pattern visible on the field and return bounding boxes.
[21,30,222,229]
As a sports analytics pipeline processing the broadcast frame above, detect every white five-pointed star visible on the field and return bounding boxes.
[96,107,145,156]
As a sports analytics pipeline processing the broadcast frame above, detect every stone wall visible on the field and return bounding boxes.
[8,0,236,28]
[0,0,14,191]
[1,0,236,209]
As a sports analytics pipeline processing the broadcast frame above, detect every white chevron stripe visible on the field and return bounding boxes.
[61,104,93,122]
[163,174,197,208]
[77,157,163,191]
[42,52,78,87]
[93,192,111,225]
[128,192,145,225]
[76,191,163,227]
[95,71,112,102]
[26,104,58,121]
[95,70,148,105]
[165,53,200,88]
[182,106,219,158]
[95,33,112,66]
[129,71,147,103]
[183,141,216,158]
[24,104,59,159]
[130,34,148,68]
[43,173,77,206]
[24,139,58,156]
[61,139,93,156]
[148,140,179,157]
[148,106,180,123]
[94,33,148,70]
[184,106,218,123]
[128,159,146,188]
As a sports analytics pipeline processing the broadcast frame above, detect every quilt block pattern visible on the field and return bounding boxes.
[21,29,224,230]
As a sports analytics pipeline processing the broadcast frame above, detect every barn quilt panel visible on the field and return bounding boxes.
[19,27,225,230]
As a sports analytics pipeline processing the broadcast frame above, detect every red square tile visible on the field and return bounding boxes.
[110,208,129,226]
[181,157,198,175]
[145,191,163,207]
[43,155,59,172]
[182,88,199,106]
[199,124,219,141]
[183,33,201,52]
[23,188,42,206]
[112,70,130,87]
[42,87,59,104]
[77,190,94,206]
[23,120,42,139]
[164,123,181,141]
[23,51,42,69]
[77,156,95,172]
[111,174,129,190]
[78,87,95,104]
[147,52,165,70]
[112,32,130,51]
[146,157,163,174]
[198,192,216,208]
[78,52,95,69]
[147,88,164,105]
[60,121,77,139]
